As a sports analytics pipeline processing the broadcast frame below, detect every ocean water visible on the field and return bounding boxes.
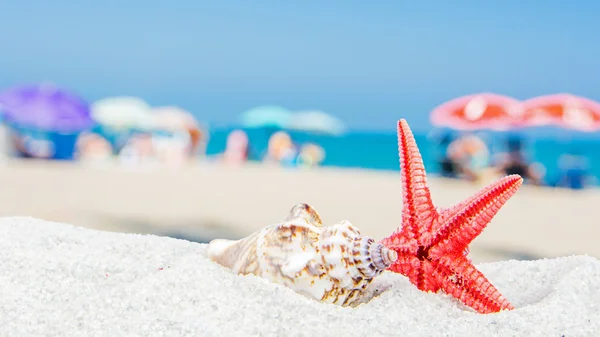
[205,128,600,184]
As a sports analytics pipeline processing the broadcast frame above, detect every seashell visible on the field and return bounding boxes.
[207,203,397,307]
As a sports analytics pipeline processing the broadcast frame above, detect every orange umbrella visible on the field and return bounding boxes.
[520,94,600,132]
[430,93,522,131]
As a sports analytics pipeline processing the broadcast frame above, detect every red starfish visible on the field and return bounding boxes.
[380,119,523,314]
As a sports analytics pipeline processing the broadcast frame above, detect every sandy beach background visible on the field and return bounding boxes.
[0,159,597,263]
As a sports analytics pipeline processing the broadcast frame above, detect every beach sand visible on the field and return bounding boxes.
[0,159,597,263]
[1,217,598,336]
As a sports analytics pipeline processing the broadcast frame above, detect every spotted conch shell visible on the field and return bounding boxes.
[207,203,398,307]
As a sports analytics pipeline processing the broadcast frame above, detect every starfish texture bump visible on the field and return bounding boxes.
[380,119,523,314]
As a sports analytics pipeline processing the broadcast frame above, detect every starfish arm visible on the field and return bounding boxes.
[396,119,438,240]
[420,261,442,292]
[431,178,503,235]
[431,175,523,254]
[433,254,514,314]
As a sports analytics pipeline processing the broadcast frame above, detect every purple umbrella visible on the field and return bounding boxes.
[0,83,94,132]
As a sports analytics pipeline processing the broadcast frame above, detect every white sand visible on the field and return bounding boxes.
[1,217,598,337]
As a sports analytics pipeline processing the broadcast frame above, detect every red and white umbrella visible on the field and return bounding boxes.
[151,106,199,131]
[430,93,523,131]
[520,94,600,132]
[150,106,208,155]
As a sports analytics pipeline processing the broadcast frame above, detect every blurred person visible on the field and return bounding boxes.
[264,131,297,166]
[74,132,113,163]
[433,132,460,179]
[222,129,250,165]
[297,143,325,168]
[152,130,191,167]
[493,136,545,185]
[118,133,156,167]
[190,125,210,158]
[447,133,491,182]
[280,141,300,167]
[10,131,28,158]
[11,132,54,159]
[553,148,595,190]
[0,118,12,161]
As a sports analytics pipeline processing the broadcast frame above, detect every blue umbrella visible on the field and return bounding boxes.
[287,110,346,135]
[240,105,292,129]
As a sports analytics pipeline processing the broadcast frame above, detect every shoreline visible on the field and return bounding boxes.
[0,159,597,263]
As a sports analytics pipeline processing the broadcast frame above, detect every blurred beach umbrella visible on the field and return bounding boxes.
[520,94,600,132]
[150,106,207,155]
[0,83,93,132]
[151,106,199,131]
[430,93,522,131]
[240,105,292,129]
[91,96,154,131]
[288,110,346,135]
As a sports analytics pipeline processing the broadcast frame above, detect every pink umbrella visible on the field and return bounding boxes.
[519,94,600,132]
[430,93,523,131]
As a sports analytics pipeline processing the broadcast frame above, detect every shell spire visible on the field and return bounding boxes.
[283,203,323,227]
[370,241,398,270]
[207,203,397,307]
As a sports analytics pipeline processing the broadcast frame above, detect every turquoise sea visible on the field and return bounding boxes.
[205,128,600,185]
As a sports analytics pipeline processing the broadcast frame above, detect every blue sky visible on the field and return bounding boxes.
[0,1,599,132]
